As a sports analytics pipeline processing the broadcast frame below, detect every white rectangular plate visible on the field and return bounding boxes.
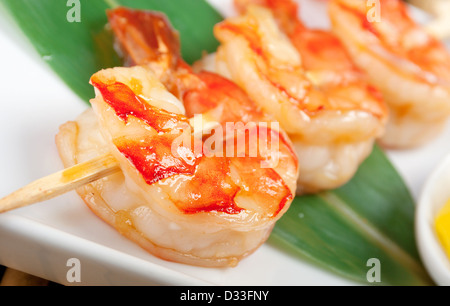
[0,0,449,286]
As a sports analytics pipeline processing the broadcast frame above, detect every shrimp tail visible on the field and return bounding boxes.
[107,7,196,99]
[107,7,183,73]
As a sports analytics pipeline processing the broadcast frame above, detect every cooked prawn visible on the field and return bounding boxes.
[107,7,276,126]
[328,0,450,148]
[56,9,298,267]
[205,0,387,193]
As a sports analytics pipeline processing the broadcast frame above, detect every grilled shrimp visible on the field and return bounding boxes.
[56,10,298,267]
[206,1,387,193]
[329,0,450,148]
[107,8,271,125]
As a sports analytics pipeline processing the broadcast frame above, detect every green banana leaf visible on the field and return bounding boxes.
[0,0,433,286]
[270,146,432,285]
[0,0,222,103]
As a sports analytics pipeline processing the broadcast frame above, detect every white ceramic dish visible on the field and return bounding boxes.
[416,155,450,286]
[0,0,449,286]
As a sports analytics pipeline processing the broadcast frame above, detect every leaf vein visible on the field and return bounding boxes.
[319,191,431,284]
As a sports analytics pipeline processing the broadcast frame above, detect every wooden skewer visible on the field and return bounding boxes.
[0,116,219,214]
[0,153,119,214]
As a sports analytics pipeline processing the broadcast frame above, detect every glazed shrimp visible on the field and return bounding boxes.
[106,6,297,194]
[329,0,450,148]
[107,8,274,127]
[56,10,298,267]
[206,1,387,193]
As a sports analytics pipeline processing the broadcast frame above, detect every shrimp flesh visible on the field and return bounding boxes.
[329,0,450,148]
[204,0,387,193]
[55,10,298,267]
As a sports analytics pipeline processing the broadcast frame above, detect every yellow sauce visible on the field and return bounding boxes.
[436,199,450,259]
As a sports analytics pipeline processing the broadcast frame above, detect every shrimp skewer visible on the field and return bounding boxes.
[328,0,450,148]
[0,115,218,214]
[204,0,387,193]
[56,9,299,267]
[106,6,298,196]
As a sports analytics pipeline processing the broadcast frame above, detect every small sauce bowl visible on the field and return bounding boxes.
[416,154,450,285]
